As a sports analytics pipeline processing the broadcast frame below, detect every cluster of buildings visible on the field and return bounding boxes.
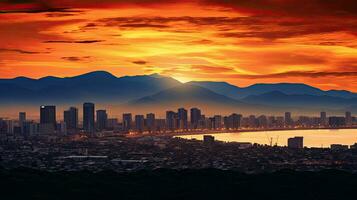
[2,135,357,173]
[0,103,356,137]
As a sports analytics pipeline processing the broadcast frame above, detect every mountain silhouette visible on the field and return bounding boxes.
[127,84,282,115]
[0,71,181,105]
[0,71,356,115]
[241,91,357,112]
[189,82,357,99]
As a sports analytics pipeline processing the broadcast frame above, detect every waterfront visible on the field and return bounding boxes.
[177,129,357,148]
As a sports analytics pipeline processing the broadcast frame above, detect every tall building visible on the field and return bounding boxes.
[248,115,257,128]
[83,103,95,133]
[19,112,26,124]
[284,112,293,127]
[64,107,78,131]
[107,118,119,131]
[329,116,345,128]
[190,108,201,129]
[135,115,145,133]
[287,137,303,149]
[0,119,8,134]
[22,121,38,136]
[96,110,108,131]
[213,115,223,130]
[19,112,26,134]
[123,113,132,132]
[166,111,176,131]
[146,113,156,133]
[320,111,327,127]
[40,105,56,129]
[346,112,352,127]
[178,108,188,130]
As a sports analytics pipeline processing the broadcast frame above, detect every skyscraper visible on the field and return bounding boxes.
[83,103,95,133]
[19,112,26,134]
[166,111,176,131]
[190,108,201,129]
[320,111,327,127]
[230,113,242,130]
[64,107,78,131]
[213,115,223,130]
[40,105,56,128]
[123,113,132,132]
[19,112,26,125]
[146,113,156,133]
[178,108,188,130]
[346,111,352,127]
[135,115,145,133]
[96,110,108,131]
[284,112,293,127]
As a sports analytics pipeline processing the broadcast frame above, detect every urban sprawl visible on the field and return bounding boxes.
[1,103,357,173]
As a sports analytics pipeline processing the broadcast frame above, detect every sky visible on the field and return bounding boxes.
[0,0,357,91]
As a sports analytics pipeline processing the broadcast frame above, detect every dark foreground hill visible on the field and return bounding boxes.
[1,168,357,200]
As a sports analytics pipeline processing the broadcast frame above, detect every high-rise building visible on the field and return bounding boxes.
[248,115,257,128]
[40,105,56,129]
[258,115,268,128]
[190,108,201,129]
[329,116,345,128]
[320,112,327,127]
[22,121,38,136]
[0,119,8,135]
[19,112,26,124]
[166,111,176,131]
[135,115,145,133]
[346,112,352,127]
[107,118,119,131]
[146,113,156,133]
[123,113,132,132]
[178,108,188,130]
[59,121,67,135]
[287,137,303,148]
[284,112,293,127]
[96,110,108,131]
[19,112,26,134]
[64,107,78,131]
[83,103,95,133]
[213,115,223,130]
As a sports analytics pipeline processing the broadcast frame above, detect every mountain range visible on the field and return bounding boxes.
[0,71,356,115]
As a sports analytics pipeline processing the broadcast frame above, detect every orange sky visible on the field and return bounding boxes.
[0,0,357,91]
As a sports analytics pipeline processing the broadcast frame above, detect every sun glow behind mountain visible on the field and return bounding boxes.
[0,0,357,91]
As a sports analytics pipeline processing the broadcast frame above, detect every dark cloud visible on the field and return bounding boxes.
[202,0,357,16]
[2,0,357,17]
[0,48,46,54]
[61,56,91,62]
[132,60,148,65]
[0,7,81,14]
[96,16,357,40]
[44,40,104,44]
[120,23,170,28]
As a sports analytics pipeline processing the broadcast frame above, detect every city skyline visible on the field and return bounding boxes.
[1,103,354,135]
[1,1,357,91]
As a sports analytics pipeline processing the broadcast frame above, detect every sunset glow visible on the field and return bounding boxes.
[1,0,357,91]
